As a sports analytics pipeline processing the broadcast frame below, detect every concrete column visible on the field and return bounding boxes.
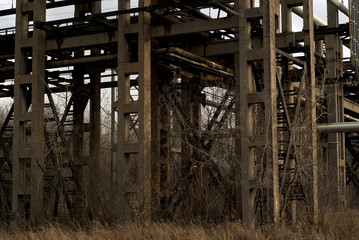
[150,59,171,218]
[89,69,102,218]
[88,2,102,220]
[13,0,46,224]
[303,0,319,224]
[326,0,346,209]
[238,0,280,226]
[263,0,280,225]
[117,0,152,222]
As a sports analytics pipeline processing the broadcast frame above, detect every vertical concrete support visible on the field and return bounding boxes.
[151,63,160,219]
[179,77,202,213]
[70,4,87,222]
[303,0,319,224]
[151,65,160,218]
[89,69,101,218]
[238,0,279,226]
[110,69,117,183]
[71,1,101,221]
[181,80,193,176]
[180,78,201,168]
[326,86,345,207]
[88,1,102,220]
[238,0,254,227]
[158,97,171,214]
[70,69,86,221]
[263,1,280,225]
[234,51,242,219]
[281,0,292,33]
[233,0,240,214]
[13,0,46,223]
[117,0,152,221]
[151,63,171,218]
[326,0,346,208]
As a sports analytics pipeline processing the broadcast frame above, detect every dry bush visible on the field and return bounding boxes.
[0,221,263,240]
[0,209,358,240]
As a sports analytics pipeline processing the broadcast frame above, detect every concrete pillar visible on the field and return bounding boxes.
[88,2,102,219]
[89,68,102,218]
[13,0,46,224]
[117,0,152,221]
[71,0,102,221]
[303,0,319,224]
[326,0,346,209]
[238,0,280,226]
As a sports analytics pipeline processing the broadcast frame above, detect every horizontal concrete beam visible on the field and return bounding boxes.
[0,12,348,58]
[151,16,238,38]
[46,32,116,51]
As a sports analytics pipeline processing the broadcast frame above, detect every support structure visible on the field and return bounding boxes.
[302,0,319,223]
[239,0,280,226]
[325,0,346,208]
[12,0,46,223]
[0,0,357,226]
[117,0,152,221]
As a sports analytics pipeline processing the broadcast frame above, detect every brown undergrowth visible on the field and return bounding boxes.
[0,209,358,240]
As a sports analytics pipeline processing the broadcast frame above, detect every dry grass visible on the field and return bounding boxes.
[0,210,358,240]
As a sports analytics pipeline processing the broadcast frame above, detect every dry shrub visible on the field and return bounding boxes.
[0,221,263,240]
[0,210,358,240]
[317,209,359,240]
